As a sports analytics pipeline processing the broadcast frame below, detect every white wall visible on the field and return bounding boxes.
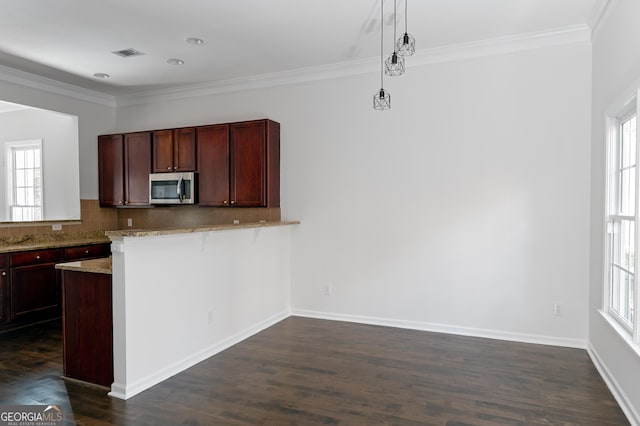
[0,77,116,200]
[0,108,79,221]
[117,41,592,345]
[108,225,292,399]
[589,1,640,423]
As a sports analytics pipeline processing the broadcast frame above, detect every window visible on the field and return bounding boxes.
[5,140,43,221]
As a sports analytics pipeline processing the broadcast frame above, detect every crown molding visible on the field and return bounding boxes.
[589,0,614,39]
[409,24,590,67]
[0,24,591,110]
[0,64,116,108]
[116,24,591,108]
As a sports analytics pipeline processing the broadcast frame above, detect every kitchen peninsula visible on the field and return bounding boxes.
[105,220,298,399]
[56,257,113,387]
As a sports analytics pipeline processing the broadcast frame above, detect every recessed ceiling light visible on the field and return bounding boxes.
[166,58,185,65]
[93,72,110,79]
[185,37,204,45]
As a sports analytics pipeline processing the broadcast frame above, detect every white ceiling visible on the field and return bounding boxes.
[0,0,602,97]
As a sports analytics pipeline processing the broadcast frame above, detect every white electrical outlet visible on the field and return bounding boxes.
[322,283,332,296]
[553,303,562,316]
[127,218,133,227]
[51,224,62,231]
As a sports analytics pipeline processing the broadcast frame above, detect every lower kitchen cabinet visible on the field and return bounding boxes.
[0,256,6,322]
[0,242,111,330]
[61,269,113,386]
[9,248,61,321]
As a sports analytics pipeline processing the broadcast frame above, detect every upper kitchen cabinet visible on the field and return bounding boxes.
[152,128,196,173]
[98,132,151,207]
[197,125,230,206]
[98,134,124,207]
[229,120,280,207]
[197,120,280,207]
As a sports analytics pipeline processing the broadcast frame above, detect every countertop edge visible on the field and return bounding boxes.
[105,220,300,238]
[0,237,111,254]
[56,257,112,275]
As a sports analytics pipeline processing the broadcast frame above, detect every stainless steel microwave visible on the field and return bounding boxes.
[149,172,197,204]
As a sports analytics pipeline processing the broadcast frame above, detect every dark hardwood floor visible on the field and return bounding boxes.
[0,316,629,425]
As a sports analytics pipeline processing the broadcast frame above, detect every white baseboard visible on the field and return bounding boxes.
[108,309,290,400]
[588,344,640,426]
[291,309,588,349]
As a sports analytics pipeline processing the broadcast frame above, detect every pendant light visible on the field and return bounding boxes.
[397,0,415,56]
[385,0,404,76]
[374,0,391,110]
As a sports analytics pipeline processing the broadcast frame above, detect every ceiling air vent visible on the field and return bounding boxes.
[111,48,145,58]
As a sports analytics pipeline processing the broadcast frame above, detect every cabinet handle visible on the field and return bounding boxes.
[230,200,235,204]
[36,255,40,260]
[167,167,171,170]
[173,166,177,170]
[124,201,128,205]
[85,250,89,254]
[223,200,228,204]
[1,271,5,276]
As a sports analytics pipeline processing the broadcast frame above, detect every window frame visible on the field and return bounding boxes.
[4,139,43,222]
[604,93,640,346]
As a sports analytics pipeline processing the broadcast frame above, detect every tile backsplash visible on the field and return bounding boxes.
[0,200,117,238]
[0,200,279,239]
[116,206,281,229]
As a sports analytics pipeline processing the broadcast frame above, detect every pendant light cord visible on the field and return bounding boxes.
[393,0,397,51]
[404,0,408,33]
[380,0,384,88]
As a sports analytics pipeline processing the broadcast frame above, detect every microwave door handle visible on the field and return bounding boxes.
[177,176,183,202]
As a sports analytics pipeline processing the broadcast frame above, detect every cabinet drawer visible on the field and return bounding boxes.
[11,249,61,267]
[64,244,110,261]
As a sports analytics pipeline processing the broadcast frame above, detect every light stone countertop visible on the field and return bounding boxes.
[55,257,112,275]
[104,220,300,238]
[0,234,110,254]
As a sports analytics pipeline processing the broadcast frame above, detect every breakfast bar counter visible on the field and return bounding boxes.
[105,219,298,399]
[104,220,299,238]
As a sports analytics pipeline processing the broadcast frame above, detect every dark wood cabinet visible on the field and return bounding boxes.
[229,120,279,207]
[63,244,111,261]
[197,125,230,206]
[99,118,280,208]
[124,132,152,206]
[0,255,7,323]
[9,249,61,321]
[98,134,124,207]
[62,270,113,386]
[197,120,280,207]
[98,132,151,207]
[153,128,196,173]
[0,243,110,329]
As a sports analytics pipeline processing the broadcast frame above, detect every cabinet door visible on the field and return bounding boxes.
[10,263,59,320]
[174,128,197,171]
[152,130,174,173]
[62,270,113,386]
[197,125,230,206]
[230,121,266,207]
[98,135,124,207]
[124,132,152,206]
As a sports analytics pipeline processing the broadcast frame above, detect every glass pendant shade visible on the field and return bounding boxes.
[373,88,391,110]
[385,51,405,76]
[397,32,415,56]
